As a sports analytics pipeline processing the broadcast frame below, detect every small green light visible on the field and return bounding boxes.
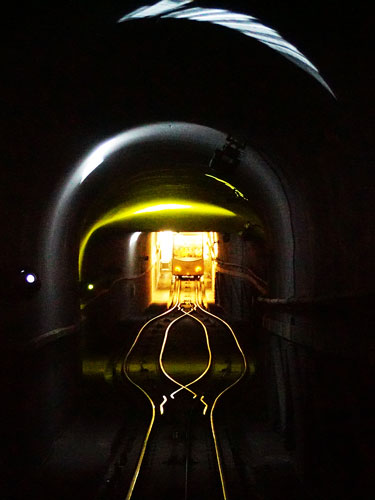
[87,284,94,290]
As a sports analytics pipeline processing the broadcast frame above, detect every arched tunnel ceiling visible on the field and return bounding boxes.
[79,166,264,274]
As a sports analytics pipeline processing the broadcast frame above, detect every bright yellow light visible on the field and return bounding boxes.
[174,266,182,272]
[195,266,202,272]
[133,203,192,214]
[79,200,236,277]
[213,232,219,259]
[200,395,208,415]
[205,173,248,200]
[87,283,94,290]
[158,231,174,262]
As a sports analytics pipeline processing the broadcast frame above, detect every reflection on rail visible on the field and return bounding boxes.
[121,278,247,500]
[121,284,180,500]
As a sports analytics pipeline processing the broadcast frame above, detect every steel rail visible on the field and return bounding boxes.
[168,312,212,402]
[121,283,180,500]
[158,311,198,399]
[184,399,195,500]
[159,281,212,411]
[196,298,248,500]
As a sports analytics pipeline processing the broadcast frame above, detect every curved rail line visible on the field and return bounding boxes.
[121,279,247,500]
[159,302,212,413]
[195,291,248,500]
[121,284,182,500]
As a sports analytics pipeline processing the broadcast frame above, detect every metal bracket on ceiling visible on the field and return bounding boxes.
[209,136,245,173]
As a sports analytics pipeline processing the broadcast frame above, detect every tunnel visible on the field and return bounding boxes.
[1,2,373,500]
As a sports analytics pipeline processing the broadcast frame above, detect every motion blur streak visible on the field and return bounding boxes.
[119,0,334,95]
[118,0,194,20]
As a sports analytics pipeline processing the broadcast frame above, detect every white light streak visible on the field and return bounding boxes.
[119,2,334,95]
[160,395,168,414]
[77,124,178,185]
[158,231,174,262]
[129,231,142,246]
[80,137,118,183]
[118,0,193,22]
[133,203,192,214]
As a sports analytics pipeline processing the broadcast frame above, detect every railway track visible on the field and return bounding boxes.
[102,280,247,500]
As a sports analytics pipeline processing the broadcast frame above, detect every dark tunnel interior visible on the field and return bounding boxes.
[1,2,374,500]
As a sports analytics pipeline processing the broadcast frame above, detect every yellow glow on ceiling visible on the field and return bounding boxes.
[133,203,192,214]
[79,200,236,277]
[205,174,248,201]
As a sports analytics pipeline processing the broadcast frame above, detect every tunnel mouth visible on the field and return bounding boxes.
[79,164,264,230]
[43,121,295,333]
[78,158,271,312]
[81,222,269,316]
[78,163,267,282]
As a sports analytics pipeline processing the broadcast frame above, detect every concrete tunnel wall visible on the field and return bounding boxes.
[82,231,155,328]
[1,8,373,496]
[42,122,295,333]
[3,106,373,491]
[2,121,298,473]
